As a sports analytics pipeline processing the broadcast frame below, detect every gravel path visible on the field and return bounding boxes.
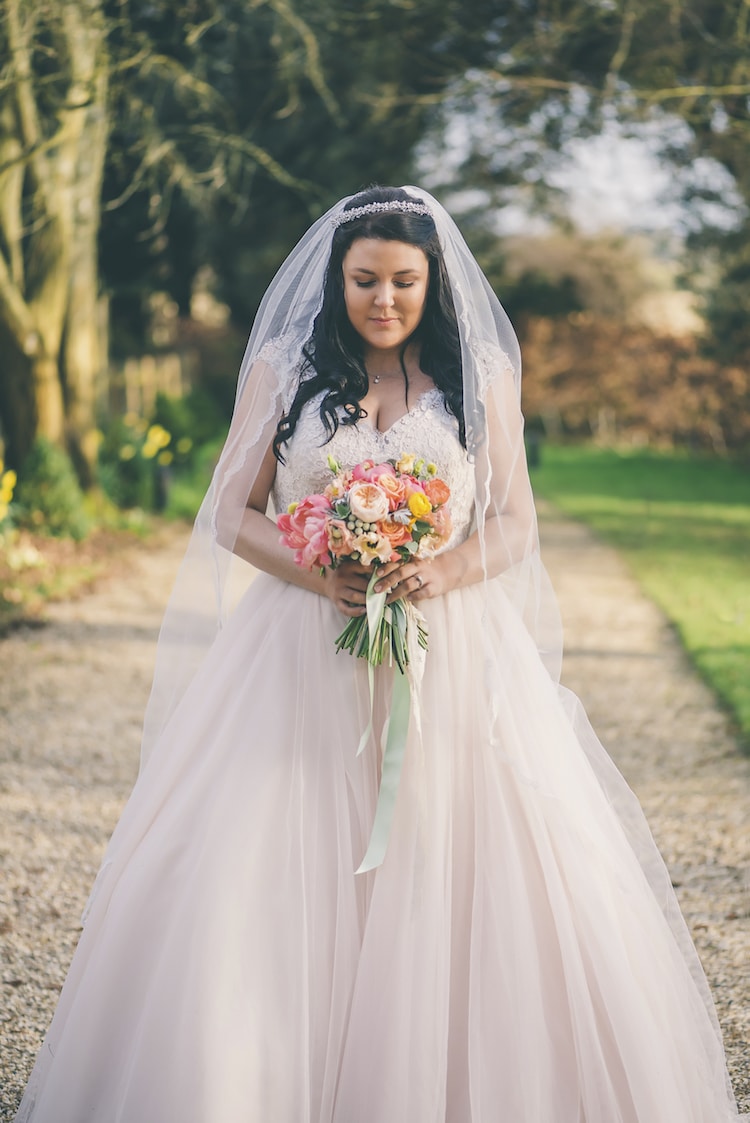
[1,512,748,1117]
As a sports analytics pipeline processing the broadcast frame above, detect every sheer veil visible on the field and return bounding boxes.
[109,186,731,1088]
[140,186,559,766]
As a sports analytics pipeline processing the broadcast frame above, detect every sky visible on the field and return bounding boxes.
[419,98,744,242]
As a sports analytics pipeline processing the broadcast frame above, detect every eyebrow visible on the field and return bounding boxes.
[349,267,422,275]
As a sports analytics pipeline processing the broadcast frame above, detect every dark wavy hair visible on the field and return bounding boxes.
[273,186,463,461]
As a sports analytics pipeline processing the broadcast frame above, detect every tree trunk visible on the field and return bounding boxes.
[0,327,36,469]
[0,0,108,480]
[60,1,109,486]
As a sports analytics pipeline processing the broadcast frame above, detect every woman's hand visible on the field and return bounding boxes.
[323,559,372,617]
[373,553,454,603]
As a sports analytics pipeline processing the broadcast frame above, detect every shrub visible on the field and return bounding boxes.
[98,391,226,513]
[97,416,168,509]
[150,390,226,466]
[14,438,90,539]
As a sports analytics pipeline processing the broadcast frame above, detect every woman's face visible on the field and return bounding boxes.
[342,238,429,355]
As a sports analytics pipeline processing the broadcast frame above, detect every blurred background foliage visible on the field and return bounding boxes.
[1,0,750,485]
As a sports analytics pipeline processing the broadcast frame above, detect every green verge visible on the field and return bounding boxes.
[530,445,750,747]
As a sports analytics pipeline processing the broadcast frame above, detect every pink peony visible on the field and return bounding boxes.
[352,460,398,485]
[278,494,333,568]
[351,459,375,481]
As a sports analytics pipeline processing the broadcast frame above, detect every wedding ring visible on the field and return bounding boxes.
[414,573,424,589]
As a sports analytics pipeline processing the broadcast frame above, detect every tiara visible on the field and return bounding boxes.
[330,200,432,228]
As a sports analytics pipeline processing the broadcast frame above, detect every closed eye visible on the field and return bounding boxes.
[354,280,415,288]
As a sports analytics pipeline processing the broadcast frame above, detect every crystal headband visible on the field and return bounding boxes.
[330,200,432,228]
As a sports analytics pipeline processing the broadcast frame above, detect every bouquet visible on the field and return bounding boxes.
[277,453,452,673]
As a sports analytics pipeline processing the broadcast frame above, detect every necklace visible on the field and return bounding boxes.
[370,370,403,385]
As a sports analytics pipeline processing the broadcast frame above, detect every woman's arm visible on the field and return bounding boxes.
[216,438,373,618]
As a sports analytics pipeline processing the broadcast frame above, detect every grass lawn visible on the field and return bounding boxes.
[530,445,750,747]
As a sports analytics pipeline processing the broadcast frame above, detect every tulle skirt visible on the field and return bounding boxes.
[16,574,743,1121]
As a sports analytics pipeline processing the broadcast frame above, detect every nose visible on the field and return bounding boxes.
[373,283,395,311]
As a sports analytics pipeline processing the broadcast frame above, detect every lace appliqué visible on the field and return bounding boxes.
[272,388,475,550]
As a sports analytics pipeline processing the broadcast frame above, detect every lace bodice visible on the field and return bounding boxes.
[272,388,475,550]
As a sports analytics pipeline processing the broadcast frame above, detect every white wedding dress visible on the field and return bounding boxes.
[16,390,742,1122]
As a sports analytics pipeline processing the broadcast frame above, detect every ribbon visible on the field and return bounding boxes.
[356,576,427,874]
[356,570,387,759]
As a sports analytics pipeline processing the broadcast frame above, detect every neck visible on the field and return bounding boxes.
[364,341,418,379]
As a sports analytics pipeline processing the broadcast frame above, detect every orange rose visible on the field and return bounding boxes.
[423,477,450,507]
[380,518,413,550]
[378,472,407,511]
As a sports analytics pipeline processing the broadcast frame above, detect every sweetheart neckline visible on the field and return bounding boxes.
[357,387,443,438]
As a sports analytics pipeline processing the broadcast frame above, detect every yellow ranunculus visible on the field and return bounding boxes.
[407,491,432,519]
[396,453,416,474]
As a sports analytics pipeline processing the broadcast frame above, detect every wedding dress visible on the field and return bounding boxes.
[15,387,743,1122]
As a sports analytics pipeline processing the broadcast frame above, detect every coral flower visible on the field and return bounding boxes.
[380,519,413,550]
[424,477,450,507]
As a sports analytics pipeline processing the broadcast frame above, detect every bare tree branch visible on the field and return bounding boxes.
[0,247,39,355]
[265,0,343,126]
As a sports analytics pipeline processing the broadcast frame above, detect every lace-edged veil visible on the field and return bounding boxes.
[137,186,560,770]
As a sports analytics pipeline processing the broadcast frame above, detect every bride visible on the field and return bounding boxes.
[15,186,745,1121]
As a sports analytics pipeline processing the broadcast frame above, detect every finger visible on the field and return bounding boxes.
[340,598,366,617]
[373,566,406,594]
[385,570,424,602]
[374,561,402,580]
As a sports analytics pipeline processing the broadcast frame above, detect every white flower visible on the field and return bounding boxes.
[348,481,389,523]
